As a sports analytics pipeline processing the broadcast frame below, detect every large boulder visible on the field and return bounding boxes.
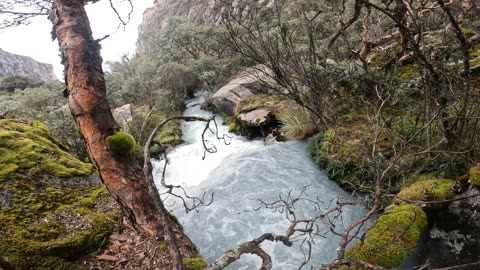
[211,66,272,116]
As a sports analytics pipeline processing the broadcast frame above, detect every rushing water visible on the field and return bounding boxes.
[153,96,370,269]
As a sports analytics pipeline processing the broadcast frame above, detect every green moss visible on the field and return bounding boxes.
[0,120,117,269]
[1,204,118,270]
[236,94,286,114]
[157,241,168,252]
[105,131,136,156]
[154,120,184,146]
[0,119,93,181]
[228,121,240,133]
[469,164,480,187]
[346,204,427,268]
[396,175,455,203]
[7,255,84,270]
[398,64,420,81]
[183,256,208,270]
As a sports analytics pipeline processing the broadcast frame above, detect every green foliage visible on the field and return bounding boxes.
[346,204,428,268]
[182,257,208,270]
[277,108,318,140]
[307,123,405,192]
[105,131,136,157]
[0,119,93,181]
[0,75,43,92]
[396,175,455,204]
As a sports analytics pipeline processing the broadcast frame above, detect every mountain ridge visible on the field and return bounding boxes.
[0,48,58,82]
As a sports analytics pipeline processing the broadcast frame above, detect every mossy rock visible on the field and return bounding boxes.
[105,131,136,156]
[183,256,208,270]
[346,204,428,268]
[0,119,93,181]
[154,120,184,146]
[235,94,286,115]
[0,119,118,269]
[395,175,456,204]
[469,164,480,187]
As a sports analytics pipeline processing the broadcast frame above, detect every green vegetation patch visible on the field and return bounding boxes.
[106,131,136,156]
[469,164,480,187]
[183,256,208,270]
[307,120,402,191]
[155,120,184,145]
[0,119,93,181]
[346,204,428,268]
[0,184,118,270]
[236,94,289,115]
[396,175,455,203]
[277,107,318,140]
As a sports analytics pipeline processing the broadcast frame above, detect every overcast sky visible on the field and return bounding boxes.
[0,0,154,80]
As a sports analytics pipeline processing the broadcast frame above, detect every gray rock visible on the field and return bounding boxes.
[449,186,480,225]
[211,66,273,116]
[113,104,133,131]
[237,108,271,127]
[0,48,58,82]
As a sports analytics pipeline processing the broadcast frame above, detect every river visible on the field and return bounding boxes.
[153,96,370,269]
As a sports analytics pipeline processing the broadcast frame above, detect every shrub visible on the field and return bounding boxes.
[277,108,318,140]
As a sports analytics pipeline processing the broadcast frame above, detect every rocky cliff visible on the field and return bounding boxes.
[0,48,58,82]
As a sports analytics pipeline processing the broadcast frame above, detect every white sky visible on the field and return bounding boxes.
[0,0,154,80]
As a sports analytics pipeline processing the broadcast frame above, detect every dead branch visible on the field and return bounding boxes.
[143,114,231,212]
[210,186,360,270]
[206,233,292,270]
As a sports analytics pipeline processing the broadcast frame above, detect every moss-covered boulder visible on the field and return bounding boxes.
[0,119,93,181]
[0,119,118,269]
[395,175,456,204]
[346,204,428,268]
[468,164,480,187]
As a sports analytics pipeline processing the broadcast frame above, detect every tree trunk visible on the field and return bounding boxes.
[49,0,198,266]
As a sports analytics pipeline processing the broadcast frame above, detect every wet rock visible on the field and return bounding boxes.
[449,186,480,225]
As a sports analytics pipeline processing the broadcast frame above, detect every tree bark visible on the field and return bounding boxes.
[49,0,198,267]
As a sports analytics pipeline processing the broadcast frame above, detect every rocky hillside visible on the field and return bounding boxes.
[137,0,219,54]
[0,48,57,82]
[137,0,274,55]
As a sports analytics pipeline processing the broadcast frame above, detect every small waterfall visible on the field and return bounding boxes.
[153,96,370,269]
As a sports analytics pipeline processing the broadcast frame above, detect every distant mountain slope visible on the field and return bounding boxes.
[0,48,58,82]
[137,0,221,55]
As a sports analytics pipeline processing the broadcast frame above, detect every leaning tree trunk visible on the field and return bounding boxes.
[49,0,198,267]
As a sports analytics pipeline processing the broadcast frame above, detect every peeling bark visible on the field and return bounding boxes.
[49,0,197,268]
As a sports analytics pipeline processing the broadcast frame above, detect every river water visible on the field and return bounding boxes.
[153,96,370,269]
